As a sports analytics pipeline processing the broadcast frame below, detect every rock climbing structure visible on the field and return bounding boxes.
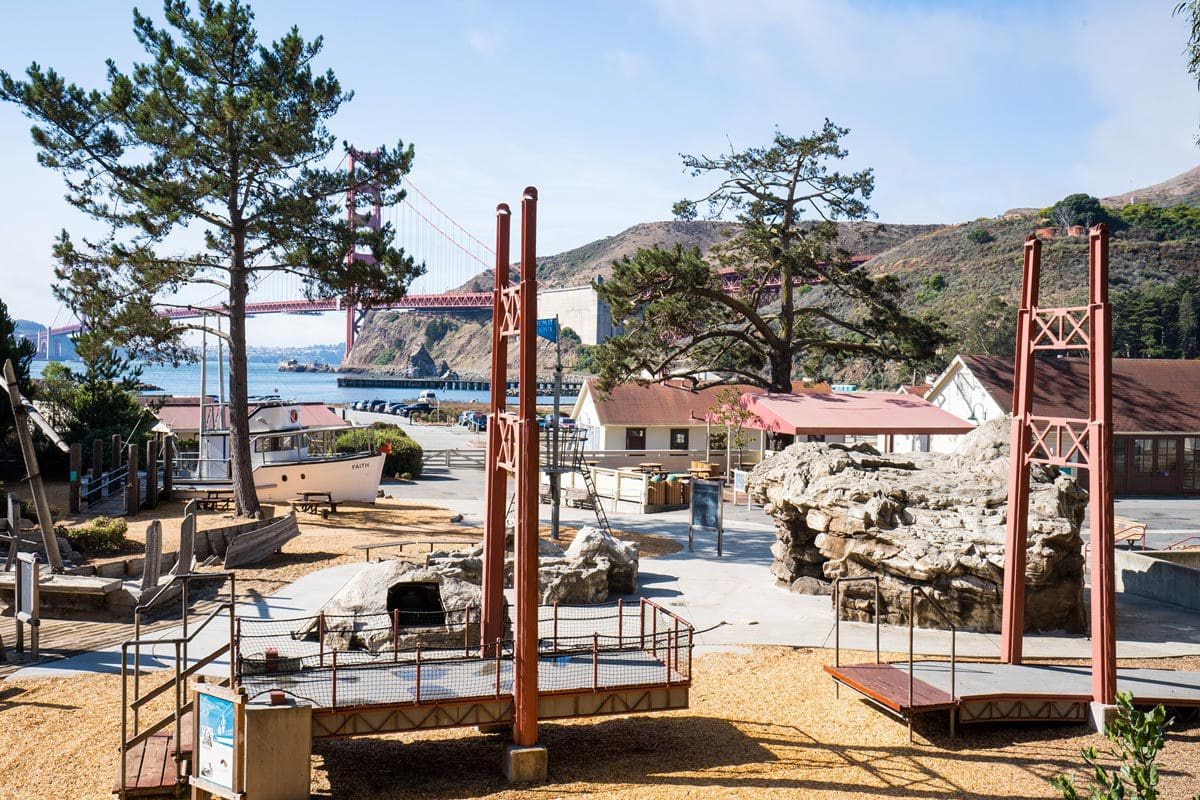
[748,416,1087,633]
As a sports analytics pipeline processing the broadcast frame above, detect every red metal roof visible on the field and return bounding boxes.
[961,355,1200,433]
[743,391,976,436]
[581,378,830,426]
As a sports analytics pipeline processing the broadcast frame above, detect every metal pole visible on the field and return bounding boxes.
[617,598,624,648]
[120,645,128,798]
[415,645,422,703]
[393,609,399,663]
[908,589,915,743]
[874,578,881,664]
[199,318,208,480]
[550,315,562,540]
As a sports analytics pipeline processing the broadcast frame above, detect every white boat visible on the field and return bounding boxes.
[179,401,386,503]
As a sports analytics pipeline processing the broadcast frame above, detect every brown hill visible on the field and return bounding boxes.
[1102,165,1200,209]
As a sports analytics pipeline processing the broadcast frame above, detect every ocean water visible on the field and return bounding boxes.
[30,359,575,406]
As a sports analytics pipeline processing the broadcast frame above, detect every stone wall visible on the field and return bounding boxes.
[747,417,1087,633]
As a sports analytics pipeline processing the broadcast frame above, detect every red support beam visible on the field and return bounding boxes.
[1088,225,1117,705]
[1000,236,1041,664]
[512,187,540,749]
[481,204,512,653]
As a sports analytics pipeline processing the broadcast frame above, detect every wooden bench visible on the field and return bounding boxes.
[1115,516,1147,550]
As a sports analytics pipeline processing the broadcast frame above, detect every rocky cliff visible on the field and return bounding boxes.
[747,417,1087,633]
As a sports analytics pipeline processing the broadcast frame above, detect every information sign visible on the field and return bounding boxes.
[191,684,243,799]
[689,479,724,556]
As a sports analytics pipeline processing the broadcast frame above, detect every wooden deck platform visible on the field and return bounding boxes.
[827,660,1200,728]
[113,714,192,798]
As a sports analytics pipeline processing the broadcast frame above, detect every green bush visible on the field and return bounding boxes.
[60,515,129,554]
[965,228,994,244]
[334,425,423,479]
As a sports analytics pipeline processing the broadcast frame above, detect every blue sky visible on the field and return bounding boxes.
[1,0,1198,345]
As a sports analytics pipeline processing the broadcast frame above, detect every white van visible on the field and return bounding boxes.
[417,390,437,404]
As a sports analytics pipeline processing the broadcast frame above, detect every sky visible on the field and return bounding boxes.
[1,0,1198,347]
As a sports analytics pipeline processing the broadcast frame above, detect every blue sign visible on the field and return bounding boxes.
[536,318,558,342]
[196,692,236,790]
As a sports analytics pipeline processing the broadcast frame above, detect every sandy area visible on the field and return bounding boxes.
[2,648,1198,800]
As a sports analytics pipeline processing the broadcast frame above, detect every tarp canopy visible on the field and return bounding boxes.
[742,391,976,436]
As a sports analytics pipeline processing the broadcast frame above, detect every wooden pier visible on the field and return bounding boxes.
[335,374,584,395]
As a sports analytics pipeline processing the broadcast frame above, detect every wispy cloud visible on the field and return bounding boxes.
[605,49,647,78]
[467,28,500,55]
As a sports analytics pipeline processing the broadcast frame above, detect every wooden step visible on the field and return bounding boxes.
[824,662,955,713]
[113,713,192,797]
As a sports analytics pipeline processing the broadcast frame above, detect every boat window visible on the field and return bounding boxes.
[254,435,297,453]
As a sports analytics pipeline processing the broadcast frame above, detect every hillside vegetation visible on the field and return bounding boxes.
[351,165,1200,384]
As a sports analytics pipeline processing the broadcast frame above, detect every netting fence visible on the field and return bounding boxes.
[235,599,692,709]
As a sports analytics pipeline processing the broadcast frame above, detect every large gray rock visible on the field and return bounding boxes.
[747,416,1087,633]
[426,526,640,605]
[300,560,492,652]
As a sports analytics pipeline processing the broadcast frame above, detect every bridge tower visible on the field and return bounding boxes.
[1000,225,1117,711]
[344,147,382,360]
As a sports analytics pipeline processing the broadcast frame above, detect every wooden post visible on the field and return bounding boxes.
[126,443,140,516]
[111,434,122,471]
[162,435,174,496]
[3,360,63,571]
[145,439,158,508]
[68,443,82,514]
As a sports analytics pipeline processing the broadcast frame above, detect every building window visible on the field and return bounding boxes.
[1156,439,1177,475]
[1114,438,1126,477]
[669,428,689,451]
[1134,438,1154,474]
[625,427,646,451]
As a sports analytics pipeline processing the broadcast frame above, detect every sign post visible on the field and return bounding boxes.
[191,682,245,799]
[689,479,725,556]
[14,552,39,656]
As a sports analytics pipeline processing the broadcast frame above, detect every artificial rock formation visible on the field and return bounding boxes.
[747,417,1087,633]
[426,525,640,605]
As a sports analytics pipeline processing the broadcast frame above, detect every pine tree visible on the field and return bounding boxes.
[0,297,38,442]
[1,1,422,515]
[1179,290,1197,358]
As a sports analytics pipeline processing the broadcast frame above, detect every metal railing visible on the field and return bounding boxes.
[833,575,882,676]
[235,599,693,710]
[908,586,957,740]
[421,448,487,469]
[117,572,237,798]
[82,463,128,509]
[1166,535,1200,551]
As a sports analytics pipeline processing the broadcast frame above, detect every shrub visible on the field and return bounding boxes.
[335,425,423,479]
[60,515,129,554]
[1051,691,1200,800]
[965,228,994,244]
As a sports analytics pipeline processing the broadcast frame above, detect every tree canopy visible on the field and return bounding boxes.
[593,123,947,393]
[1,0,423,515]
[0,298,38,446]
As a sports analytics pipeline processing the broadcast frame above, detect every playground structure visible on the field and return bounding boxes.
[114,188,694,798]
[826,225,1200,734]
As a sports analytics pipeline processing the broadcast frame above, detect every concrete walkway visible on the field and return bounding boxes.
[8,561,368,679]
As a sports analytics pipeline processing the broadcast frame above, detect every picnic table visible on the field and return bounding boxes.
[289,491,337,517]
[194,488,234,512]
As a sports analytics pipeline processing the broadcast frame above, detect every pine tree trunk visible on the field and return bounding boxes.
[769,351,792,394]
[227,248,261,518]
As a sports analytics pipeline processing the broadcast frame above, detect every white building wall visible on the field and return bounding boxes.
[925,361,1003,453]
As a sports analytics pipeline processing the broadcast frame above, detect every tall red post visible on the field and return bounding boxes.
[512,187,540,749]
[1000,236,1041,664]
[997,225,1116,710]
[481,204,512,651]
[1088,226,1117,705]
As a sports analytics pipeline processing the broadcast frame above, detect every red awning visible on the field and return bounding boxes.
[743,391,975,436]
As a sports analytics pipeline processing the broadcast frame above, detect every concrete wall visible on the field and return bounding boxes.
[1115,549,1200,612]
[537,285,618,345]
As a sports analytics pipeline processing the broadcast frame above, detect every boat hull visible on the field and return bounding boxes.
[252,452,386,503]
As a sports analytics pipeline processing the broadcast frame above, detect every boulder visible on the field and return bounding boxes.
[747,416,1087,633]
[299,560,492,652]
[426,526,639,605]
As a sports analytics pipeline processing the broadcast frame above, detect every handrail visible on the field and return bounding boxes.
[907,586,957,741]
[1166,535,1200,551]
[119,571,237,799]
[833,576,882,673]
[130,642,230,711]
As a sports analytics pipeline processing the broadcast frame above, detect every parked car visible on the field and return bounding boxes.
[538,413,575,429]
[369,399,388,413]
[467,411,487,431]
[401,401,434,417]
[387,402,406,415]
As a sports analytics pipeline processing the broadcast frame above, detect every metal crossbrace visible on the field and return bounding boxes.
[959,698,1087,723]
[1025,416,1090,466]
[498,285,523,336]
[1031,306,1091,350]
[494,413,520,473]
